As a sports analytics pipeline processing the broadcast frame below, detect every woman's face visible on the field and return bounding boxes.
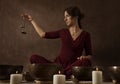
[64,11,77,27]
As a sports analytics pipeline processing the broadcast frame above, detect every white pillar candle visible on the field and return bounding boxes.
[10,73,22,84]
[92,68,102,84]
[53,71,66,84]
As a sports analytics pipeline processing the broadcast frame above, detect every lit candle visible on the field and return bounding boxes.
[10,71,22,84]
[92,67,102,84]
[53,70,66,84]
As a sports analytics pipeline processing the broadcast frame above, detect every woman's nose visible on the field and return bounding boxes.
[64,18,67,21]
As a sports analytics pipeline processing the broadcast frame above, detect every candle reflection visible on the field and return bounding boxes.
[109,66,120,84]
[113,66,117,71]
[112,79,117,84]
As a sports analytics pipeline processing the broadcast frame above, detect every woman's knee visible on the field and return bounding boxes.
[30,54,39,60]
[30,54,52,64]
[30,54,42,63]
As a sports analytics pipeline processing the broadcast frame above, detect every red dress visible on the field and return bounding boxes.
[30,28,92,78]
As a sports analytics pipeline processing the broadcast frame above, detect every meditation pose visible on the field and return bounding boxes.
[22,6,92,78]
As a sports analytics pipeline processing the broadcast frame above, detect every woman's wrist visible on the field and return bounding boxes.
[29,18,33,22]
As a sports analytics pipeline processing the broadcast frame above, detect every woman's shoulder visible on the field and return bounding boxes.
[57,28,68,32]
[60,28,68,31]
[82,30,91,36]
[48,28,67,32]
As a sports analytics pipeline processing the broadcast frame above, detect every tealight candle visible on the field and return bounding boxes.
[10,71,22,84]
[92,67,102,84]
[53,70,66,84]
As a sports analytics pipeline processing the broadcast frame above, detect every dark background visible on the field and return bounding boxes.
[0,0,120,71]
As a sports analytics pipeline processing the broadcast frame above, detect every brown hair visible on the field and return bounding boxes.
[64,6,84,28]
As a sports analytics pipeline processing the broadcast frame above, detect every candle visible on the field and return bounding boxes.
[92,67,102,84]
[10,71,22,84]
[53,71,66,84]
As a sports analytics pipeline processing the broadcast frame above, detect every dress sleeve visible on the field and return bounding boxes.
[84,32,92,55]
[44,30,61,39]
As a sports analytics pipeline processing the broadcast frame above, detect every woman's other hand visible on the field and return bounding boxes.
[77,55,91,60]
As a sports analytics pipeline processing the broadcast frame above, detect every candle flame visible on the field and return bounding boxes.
[16,71,18,74]
[96,67,99,71]
[58,70,61,74]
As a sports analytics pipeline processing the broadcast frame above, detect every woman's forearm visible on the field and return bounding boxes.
[31,20,45,38]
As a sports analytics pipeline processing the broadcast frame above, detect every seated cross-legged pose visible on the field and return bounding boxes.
[22,6,92,78]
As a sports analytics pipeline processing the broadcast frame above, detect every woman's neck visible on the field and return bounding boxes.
[69,25,81,33]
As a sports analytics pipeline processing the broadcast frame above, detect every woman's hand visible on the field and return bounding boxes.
[21,13,33,22]
[77,55,91,60]
[21,13,45,38]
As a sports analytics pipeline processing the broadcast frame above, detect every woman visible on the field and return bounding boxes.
[22,6,92,78]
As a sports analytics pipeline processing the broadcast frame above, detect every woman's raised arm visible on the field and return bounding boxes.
[21,14,45,38]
